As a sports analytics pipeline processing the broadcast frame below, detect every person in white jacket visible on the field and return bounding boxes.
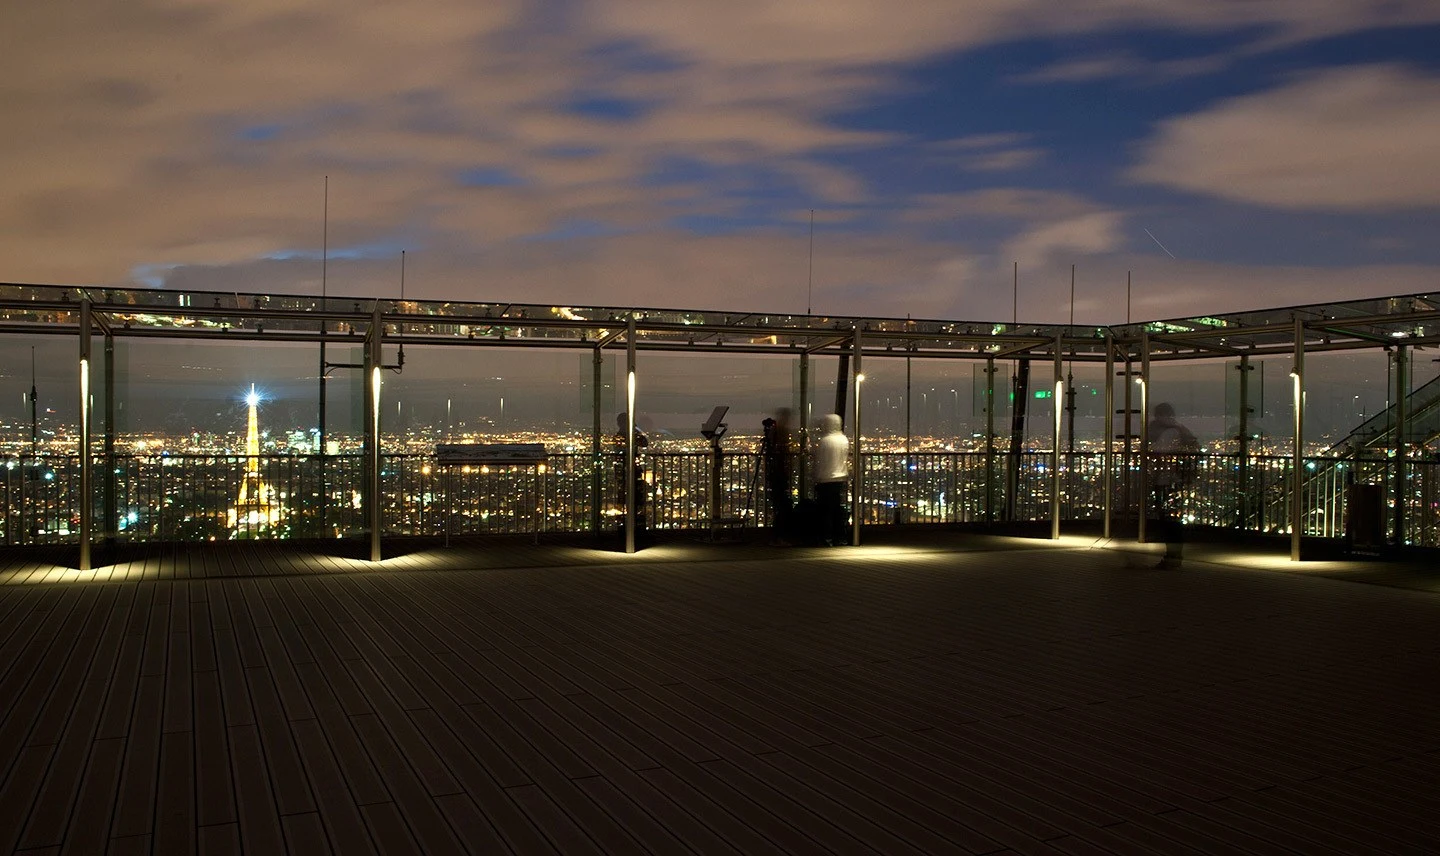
[813,413,850,546]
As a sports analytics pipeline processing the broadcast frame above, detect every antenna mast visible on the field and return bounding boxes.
[806,209,814,315]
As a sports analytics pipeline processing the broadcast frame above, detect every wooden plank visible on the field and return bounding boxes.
[282,812,334,855]
[348,714,466,856]
[196,822,243,856]
[433,793,527,856]
[504,784,610,856]
[193,670,237,828]
[0,746,53,854]
[243,663,317,816]
[358,801,421,855]
[52,736,126,855]
[152,730,197,855]
[227,724,286,854]
[108,674,164,840]
[289,717,382,856]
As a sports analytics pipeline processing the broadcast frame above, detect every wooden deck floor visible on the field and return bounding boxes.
[1,533,1437,854]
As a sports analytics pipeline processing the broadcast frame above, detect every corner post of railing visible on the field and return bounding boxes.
[1392,342,1408,546]
[1051,335,1063,540]
[591,346,603,537]
[851,325,863,546]
[365,303,384,562]
[985,356,996,524]
[1102,332,1114,539]
[1236,354,1251,530]
[1291,318,1305,561]
[1138,331,1151,543]
[104,330,117,544]
[625,313,638,554]
[78,297,93,571]
[798,351,809,500]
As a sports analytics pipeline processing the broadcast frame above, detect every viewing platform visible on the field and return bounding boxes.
[1,531,1436,854]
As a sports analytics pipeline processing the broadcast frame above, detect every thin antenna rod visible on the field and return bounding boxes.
[1067,265,1075,453]
[1126,270,1132,325]
[1069,264,1075,329]
[400,250,405,300]
[1012,261,1018,327]
[807,209,815,315]
[322,176,328,303]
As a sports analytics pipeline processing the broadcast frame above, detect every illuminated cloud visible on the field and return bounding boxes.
[1,0,1439,320]
[1130,64,1440,210]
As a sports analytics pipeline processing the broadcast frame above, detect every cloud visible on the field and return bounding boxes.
[903,189,1108,223]
[1002,212,1127,266]
[3,0,1439,317]
[1009,52,1230,85]
[583,1,1440,68]
[1129,64,1440,210]
[925,134,1045,173]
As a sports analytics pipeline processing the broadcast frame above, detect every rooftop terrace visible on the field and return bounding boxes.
[1,533,1437,854]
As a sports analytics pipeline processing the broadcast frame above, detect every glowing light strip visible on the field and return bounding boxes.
[371,367,382,423]
[1054,380,1063,436]
[79,359,89,436]
[626,370,636,432]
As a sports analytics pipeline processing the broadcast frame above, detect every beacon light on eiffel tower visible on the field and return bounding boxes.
[228,384,282,534]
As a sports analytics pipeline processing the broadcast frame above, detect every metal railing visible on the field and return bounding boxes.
[5,449,1438,548]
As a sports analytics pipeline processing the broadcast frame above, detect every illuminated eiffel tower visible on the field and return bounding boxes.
[228,384,280,534]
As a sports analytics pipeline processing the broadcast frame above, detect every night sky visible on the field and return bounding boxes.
[3,3,1438,438]
[5,2,1440,321]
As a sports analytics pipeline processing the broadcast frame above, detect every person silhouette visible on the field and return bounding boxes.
[1148,402,1198,568]
[812,413,850,546]
[763,408,796,543]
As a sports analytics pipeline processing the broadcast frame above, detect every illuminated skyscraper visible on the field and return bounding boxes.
[229,384,280,533]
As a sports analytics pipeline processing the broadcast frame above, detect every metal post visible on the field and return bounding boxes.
[318,333,327,539]
[1121,351,1133,522]
[1237,354,1251,529]
[625,314,637,554]
[798,352,810,498]
[104,332,117,543]
[1291,318,1305,561]
[1103,332,1114,539]
[904,353,912,456]
[1393,344,1408,546]
[366,304,383,562]
[1051,336,1063,540]
[1138,332,1151,543]
[985,357,996,524]
[591,347,603,537]
[78,298,92,571]
[851,326,863,546]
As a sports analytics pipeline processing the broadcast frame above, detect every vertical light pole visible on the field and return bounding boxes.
[1051,335,1063,539]
[1393,344,1408,546]
[799,352,810,499]
[625,314,638,554]
[985,357,996,524]
[1138,331,1151,543]
[104,332,117,544]
[1290,318,1305,561]
[366,303,383,562]
[78,297,92,571]
[592,346,603,538]
[318,176,328,538]
[1237,354,1251,529]
[851,325,863,547]
[1103,330,1114,540]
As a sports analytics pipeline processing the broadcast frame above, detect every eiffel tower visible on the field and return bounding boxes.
[228,384,280,534]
